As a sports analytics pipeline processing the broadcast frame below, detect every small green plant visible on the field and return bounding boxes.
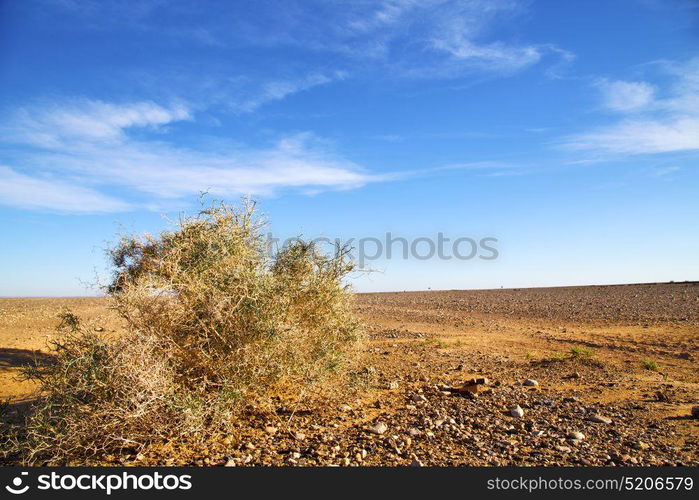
[422,337,446,348]
[570,346,593,358]
[534,347,603,368]
[641,359,659,372]
[545,351,566,362]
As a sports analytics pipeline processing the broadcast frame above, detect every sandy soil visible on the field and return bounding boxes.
[1,283,697,466]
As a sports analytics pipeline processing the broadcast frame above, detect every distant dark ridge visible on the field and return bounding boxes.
[360,280,699,295]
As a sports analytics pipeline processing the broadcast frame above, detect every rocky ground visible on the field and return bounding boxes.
[1,283,697,466]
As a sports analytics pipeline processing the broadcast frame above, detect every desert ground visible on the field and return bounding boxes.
[1,282,697,466]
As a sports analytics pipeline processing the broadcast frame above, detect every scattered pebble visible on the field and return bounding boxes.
[369,422,388,435]
[587,414,612,424]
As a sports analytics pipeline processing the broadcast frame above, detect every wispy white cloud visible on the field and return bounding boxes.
[234,72,346,112]
[366,0,567,77]
[651,165,680,177]
[0,99,383,212]
[567,117,699,154]
[662,58,699,114]
[565,58,699,155]
[205,0,569,80]
[430,38,542,74]
[595,79,655,112]
[7,99,191,146]
[43,1,570,108]
[0,166,131,213]
[431,160,520,172]
[389,160,529,181]
[422,0,547,75]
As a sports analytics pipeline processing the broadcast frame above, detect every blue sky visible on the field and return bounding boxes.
[1,0,698,296]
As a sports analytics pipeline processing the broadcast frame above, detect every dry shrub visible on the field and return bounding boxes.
[16,325,199,465]
[15,200,363,464]
[110,200,362,403]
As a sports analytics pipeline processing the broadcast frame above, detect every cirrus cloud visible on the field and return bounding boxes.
[0,166,131,213]
[0,99,384,213]
[595,79,656,112]
[565,58,699,155]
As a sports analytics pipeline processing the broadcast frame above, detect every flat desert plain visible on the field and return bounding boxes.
[1,283,697,466]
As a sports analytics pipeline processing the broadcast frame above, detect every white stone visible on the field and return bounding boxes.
[510,405,524,418]
[369,422,388,435]
[587,414,612,424]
